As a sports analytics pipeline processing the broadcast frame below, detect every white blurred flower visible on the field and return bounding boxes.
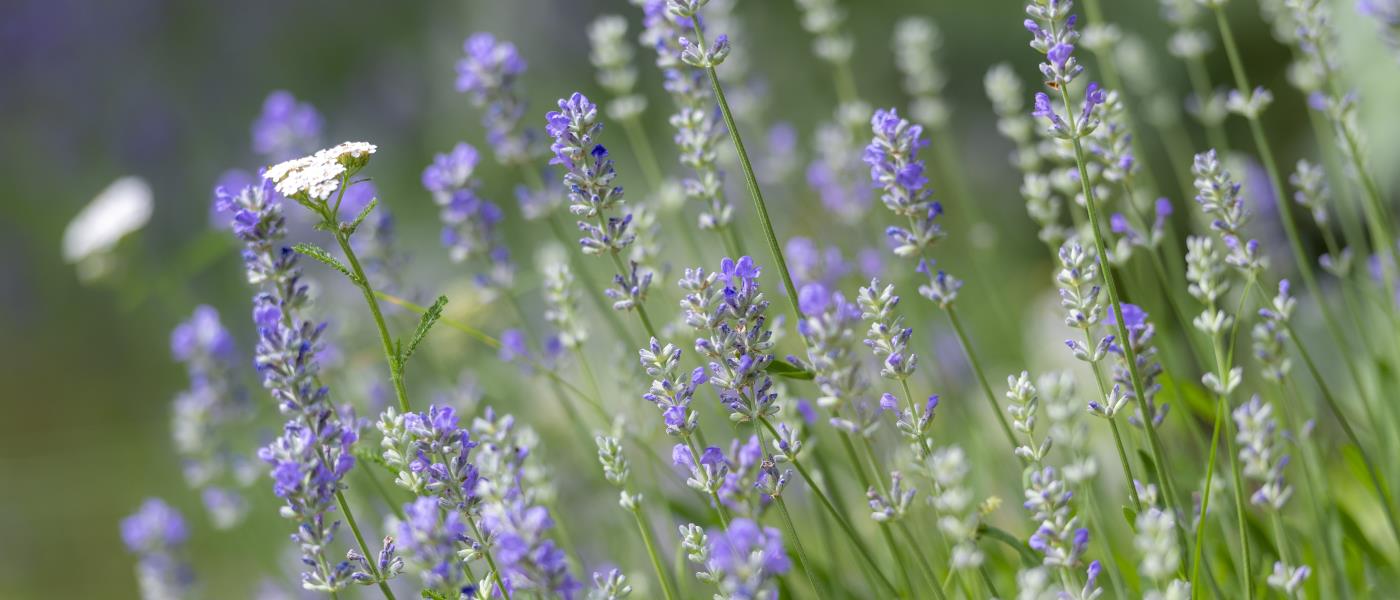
[63,176,153,279]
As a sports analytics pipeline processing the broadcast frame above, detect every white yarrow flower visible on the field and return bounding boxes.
[264,141,377,201]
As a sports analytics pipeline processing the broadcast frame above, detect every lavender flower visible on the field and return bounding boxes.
[422,142,513,284]
[1359,0,1400,58]
[252,90,323,162]
[857,278,917,380]
[1268,561,1311,598]
[667,68,734,231]
[588,15,645,121]
[590,569,633,599]
[1106,304,1167,427]
[1135,508,1187,594]
[169,306,251,529]
[377,405,481,511]
[457,33,531,165]
[1234,396,1294,510]
[785,237,852,290]
[1288,159,1329,227]
[925,445,984,570]
[222,161,363,593]
[868,471,917,522]
[121,498,194,600]
[398,496,470,596]
[469,409,578,597]
[893,17,950,128]
[543,261,588,349]
[1086,88,1135,183]
[807,105,875,224]
[706,518,790,600]
[639,339,707,436]
[791,283,868,414]
[1025,0,1083,88]
[865,108,946,258]
[680,256,778,422]
[794,0,854,65]
[1056,241,1112,363]
[1254,279,1296,381]
[1192,149,1268,273]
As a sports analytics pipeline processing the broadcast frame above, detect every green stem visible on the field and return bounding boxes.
[1085,327,1142,511]
[621,116,666,190]
[469,516,512,600]
[544,211,634,344]
[1057,84,1186,556]
[336,492,397,600]
[1211,6,1377,422]
[780,436,901,596]
[774,496,821,598]
[333,225,410,413]
[631,505,681,600]
[897,520,948,600]
[690,19,803,323]
[944,304,1019,454]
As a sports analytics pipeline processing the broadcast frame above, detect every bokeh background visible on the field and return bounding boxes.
[2,0,1397,598]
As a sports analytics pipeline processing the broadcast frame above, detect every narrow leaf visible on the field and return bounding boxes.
[293,243,357,283]
[347,197,378,234]
[403,295,449,363]
[767,359,815,381]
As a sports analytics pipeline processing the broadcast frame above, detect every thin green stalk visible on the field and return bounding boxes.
[1275,380,1352,599]
[1056,85,1187,555]
[336,492,397,600]
[621,116,666,190]
[544,214,635,343]
[1190,276,1255,599]
[774,496,821,598]
[1183,55,1231,154]
[778,430,900,596]
[1084,328,1142,510]
[1271,282,1400,548]
[897,520,948,600]
[1210,6,1376,420]
[469,516,512,600]
[944,304,1019,454]
[1082,0,1164,195]
[690,19,802,323]
[631,505,681,600]
[837,430,916,597]
[327,185,410,413]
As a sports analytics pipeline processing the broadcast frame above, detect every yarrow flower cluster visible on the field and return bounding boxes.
[121,499,194,600]
[680,256,779,423]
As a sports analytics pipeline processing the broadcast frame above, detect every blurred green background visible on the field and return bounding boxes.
[2,0,1397,598]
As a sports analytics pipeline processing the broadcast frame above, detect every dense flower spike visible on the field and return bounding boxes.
[422,143,513,286]
[893,17,950,128]
[169,306,251,529]
[457,33,532,165]
[680,256,779,423]
[1106,304,1166,427]
[1192,149,1267,274]
[808,104,875,223]
[398,496,470,595]
[121,499,194,600]
[546,93,632,254]
[857,278,917,380]
[1234,396,1294,511]
[705,518,791,600]
[925,446,984,571]
[865,108,946,258]
[1135,508,1189,595]
[639,339,707,436]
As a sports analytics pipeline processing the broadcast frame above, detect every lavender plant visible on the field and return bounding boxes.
[117,2,1400,599]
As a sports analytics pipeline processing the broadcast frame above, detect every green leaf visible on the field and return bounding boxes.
[1122,505,1138,529]
[1137,449,1159,487]
[293,243,357,283]
[346,197,378,234]
[978,524,1039,567]
[350,445,399,481]
[766,359,814,380]
[1162,374,1215,423]
[402,295,449,365]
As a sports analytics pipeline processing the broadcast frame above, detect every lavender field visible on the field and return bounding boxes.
[6,0,1400,598]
